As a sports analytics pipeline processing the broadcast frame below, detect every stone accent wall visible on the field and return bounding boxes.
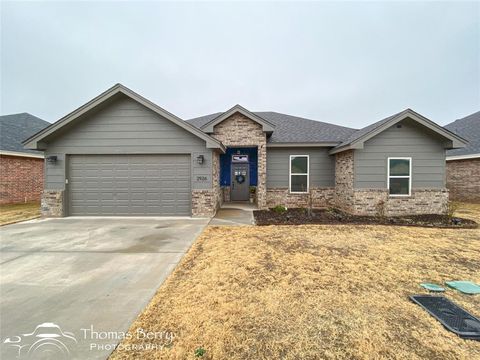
[191,189,217,217]
[266,187,335,208]
[446,158,480,202]
[41,190,64,217]
[211,113,267,209]
[334,150,355,213]
[351,189,449,216]
[0,155,44,205]
[222,186,231,202]
[212,151,223,209]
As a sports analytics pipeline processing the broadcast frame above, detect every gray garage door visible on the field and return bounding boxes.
[68,155,191,216]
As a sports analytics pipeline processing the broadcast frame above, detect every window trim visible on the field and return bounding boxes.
[289,155,309,194]
[387,157,412,197]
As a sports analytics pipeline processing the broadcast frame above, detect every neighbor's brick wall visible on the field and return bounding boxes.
[0,155,44,205]
[446,158,480,202]
[212,113,267,209]
[266,187,335,208]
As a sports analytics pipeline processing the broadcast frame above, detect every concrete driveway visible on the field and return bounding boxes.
[0,217,209,359]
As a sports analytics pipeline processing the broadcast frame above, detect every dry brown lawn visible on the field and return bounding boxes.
[110,203,480,360]
[0,202,40,226]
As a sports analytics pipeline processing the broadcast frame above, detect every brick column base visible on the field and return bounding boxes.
[41,190,64,217]
[192,189,218,217]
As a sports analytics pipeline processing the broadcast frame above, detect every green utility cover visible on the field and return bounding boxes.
[446,281,480,295]
[420,283,445,292]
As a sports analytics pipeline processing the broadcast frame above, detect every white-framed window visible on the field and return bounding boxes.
[387,157,412,196]
[289,155,309,193]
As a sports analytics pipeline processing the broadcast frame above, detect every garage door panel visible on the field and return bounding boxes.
[68,154,191,216]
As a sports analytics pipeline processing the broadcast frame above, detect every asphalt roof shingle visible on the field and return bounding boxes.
[187,111,357,143]
[445,111,480,157]
[0,113,50,155]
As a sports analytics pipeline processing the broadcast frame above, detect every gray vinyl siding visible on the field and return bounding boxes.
[44,95,212,191]
[354,119,446,189]
[267,147,335,188]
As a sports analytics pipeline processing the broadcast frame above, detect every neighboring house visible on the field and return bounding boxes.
[0,113,50,205]
[444,111,480,202]
[23,84,466,217]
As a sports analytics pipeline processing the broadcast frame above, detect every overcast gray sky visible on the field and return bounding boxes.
[1,1,479,128]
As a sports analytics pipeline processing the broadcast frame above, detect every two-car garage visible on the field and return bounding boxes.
[68,154,191,216]
[24,85,223,218]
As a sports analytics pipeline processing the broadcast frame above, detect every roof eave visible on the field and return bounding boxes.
[201,105,276,133]
[446,153,480,161]
[0,150,44,159]
[330,109,468,155]
[268,142,340,148]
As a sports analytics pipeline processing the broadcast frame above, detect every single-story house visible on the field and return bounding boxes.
[0,113,50,205]
[444,111,480,202]
[23,84,467,217]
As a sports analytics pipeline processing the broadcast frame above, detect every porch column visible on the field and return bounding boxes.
[257,143,267,209]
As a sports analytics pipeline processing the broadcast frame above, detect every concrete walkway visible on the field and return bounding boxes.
[0,217,209,359]
[209,202,255,226]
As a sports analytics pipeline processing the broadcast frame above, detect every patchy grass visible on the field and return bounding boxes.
[0,202,40,226]
[454,202,480,223]
[110,203,480,360]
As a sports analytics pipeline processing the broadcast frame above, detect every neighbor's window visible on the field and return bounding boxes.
[290,155,309,193]
[388,157,411,196]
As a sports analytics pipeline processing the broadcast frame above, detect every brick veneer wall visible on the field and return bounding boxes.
[0,155,44,205]
[334,150,355,213]
[211,113,267,209]
[41,190,64,217]
[333,150,448,216]
[212,150,223,209]
[352,189,448,216]
[446,158,480,202]
[266,187,335,208]
[192,189,217,217]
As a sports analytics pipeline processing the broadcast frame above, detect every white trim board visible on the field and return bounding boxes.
[289,154,310,194]
[0,150,44,159]
[446,154,480,161]
[387,157,412,197]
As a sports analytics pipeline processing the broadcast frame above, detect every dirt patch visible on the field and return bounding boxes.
[254,207,478,228]
[110,203,480,360]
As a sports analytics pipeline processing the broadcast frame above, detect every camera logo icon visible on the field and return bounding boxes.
[3,322,77,359]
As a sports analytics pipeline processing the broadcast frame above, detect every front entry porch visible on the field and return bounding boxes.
[219,147,259,205]
[210,202,256,226]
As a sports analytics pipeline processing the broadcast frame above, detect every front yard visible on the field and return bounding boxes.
[111,204,480,359]
[0,202,40,226]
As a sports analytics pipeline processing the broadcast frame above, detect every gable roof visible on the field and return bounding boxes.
[330,108,468,154]
[445,110,480,159]
[187,111,356,144]
[200,104,276,133]
[0,113,50,156]
[23,84,225,152]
